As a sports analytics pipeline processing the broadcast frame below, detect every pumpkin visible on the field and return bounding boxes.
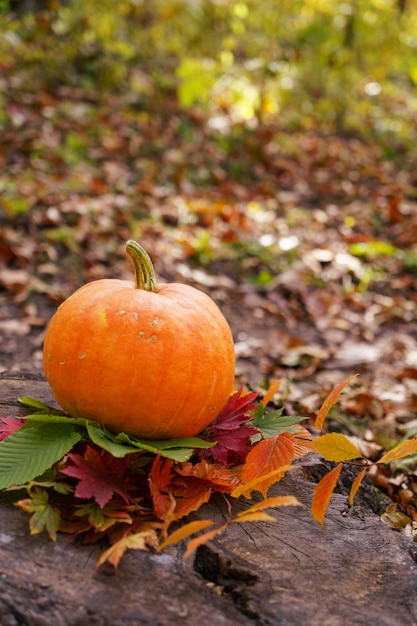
[43,240,235,440]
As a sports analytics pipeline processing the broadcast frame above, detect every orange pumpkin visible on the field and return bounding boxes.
[43,240,235,440]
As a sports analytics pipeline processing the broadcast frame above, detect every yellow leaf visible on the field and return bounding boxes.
[377,439,417,464]
[311,463,343,527]
[314,374,358,431]
[159,519,215,552]
[313,433,362,462]
[349,467,367,505]
[183,524,228,560]
[261,379,281,407]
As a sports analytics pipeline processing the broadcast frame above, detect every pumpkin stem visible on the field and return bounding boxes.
[126,240,158,292]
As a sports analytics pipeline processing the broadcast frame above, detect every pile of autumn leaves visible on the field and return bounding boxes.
[1,375,417,568]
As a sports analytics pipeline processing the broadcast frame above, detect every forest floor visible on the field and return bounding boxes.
[2,80,417,519]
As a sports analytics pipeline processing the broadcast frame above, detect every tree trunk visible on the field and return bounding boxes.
[1,372,417,626]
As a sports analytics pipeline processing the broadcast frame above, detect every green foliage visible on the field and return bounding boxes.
[0,398,216,491]
[0,423,82,489]
[1,0,417,144]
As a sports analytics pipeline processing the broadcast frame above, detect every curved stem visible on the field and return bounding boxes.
[126,240,158,292]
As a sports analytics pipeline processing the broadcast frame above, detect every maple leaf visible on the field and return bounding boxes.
[200,389,259,464]
[96,523,160,569]
[15,487,60,541]
[61,445,137,508]
[0,417,25,441]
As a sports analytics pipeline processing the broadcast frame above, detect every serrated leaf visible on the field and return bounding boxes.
[252,411,307,439]
[24,412,89,427]
[311,463,343,527]
[377,439,417,464]
[313,433,361,462]
[314,374,358,431]
[349,467,367,505]
[240,433,296,497]
[86,423,139,458]
[114,432,214,462]
[18,396,60,412]
[0,423,82,489]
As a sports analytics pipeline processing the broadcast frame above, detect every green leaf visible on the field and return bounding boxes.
[252,409,307,439]
[0,423,82,489]
[23,412,89,427]
[87,423,215,462]
[114,432,195,462]
[86,423,139,458]
[13,397,216,464]
[18,396,62,413]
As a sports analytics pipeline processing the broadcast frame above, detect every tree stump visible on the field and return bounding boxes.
[1,373,417,626]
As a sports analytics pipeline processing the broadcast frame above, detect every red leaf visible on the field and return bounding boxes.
[311,463,343,527]
[201,389,259,464]
[61,446,136,508]
[212,389,259,429]
[0,417,25,440]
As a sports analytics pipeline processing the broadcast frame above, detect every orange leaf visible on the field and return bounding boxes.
[233,511,276,523]
[377,439,417,464]
[236,495,301,518]
[314,374,358,431]
[261,379,281,407]
[349,467,367,505]
[159,519,215,551]
[231,465,293,499]
[240,433,296,497]
[311,463,343,527]
[96,524,159,569]
[183,524,228,560]
[313,433,362,462]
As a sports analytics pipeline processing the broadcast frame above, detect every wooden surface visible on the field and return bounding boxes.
[1,373,417,626]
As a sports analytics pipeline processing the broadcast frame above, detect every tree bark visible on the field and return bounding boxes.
[1,372,417,626]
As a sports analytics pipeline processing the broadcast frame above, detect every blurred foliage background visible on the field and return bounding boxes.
[1,0,417,151]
